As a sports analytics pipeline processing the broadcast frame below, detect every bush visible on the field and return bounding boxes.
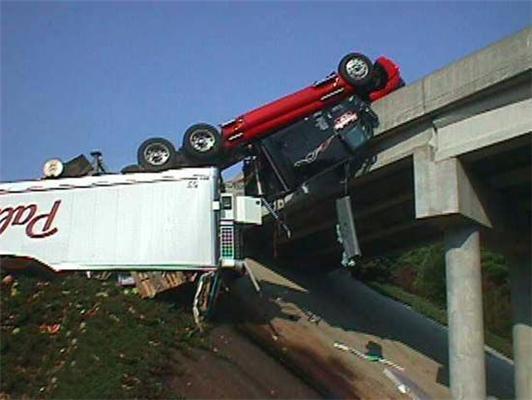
[349,256,393,282]
[355,243,513,344]
[412,244,447,306]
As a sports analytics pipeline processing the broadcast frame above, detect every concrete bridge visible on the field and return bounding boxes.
[251,27,531,399]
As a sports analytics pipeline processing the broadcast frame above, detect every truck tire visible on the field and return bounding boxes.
[121,164,144,174]
[137,137,177,172]
[182,124,222,162]
[338,53,373,88]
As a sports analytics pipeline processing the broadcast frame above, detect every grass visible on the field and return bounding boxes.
[0,271,209,399]
[367,281,513,358]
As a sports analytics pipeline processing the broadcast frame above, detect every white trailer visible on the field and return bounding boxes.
[0,167,261,269]
[0,168,262,321]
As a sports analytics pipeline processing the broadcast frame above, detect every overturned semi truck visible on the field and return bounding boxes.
[0,167,262,322]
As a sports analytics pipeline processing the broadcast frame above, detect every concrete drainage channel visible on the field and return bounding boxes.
[227,258,514,399]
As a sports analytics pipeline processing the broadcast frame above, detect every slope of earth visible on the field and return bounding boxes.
[0,270,319,399]
[227,258,451,399]
[227,258,514,399]
[169,325,320,399]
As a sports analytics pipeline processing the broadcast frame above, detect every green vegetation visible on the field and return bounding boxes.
[1,272,208,399]
[352,244,513,357]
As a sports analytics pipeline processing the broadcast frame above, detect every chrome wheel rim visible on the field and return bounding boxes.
[144,143,170,166]
[190,130,216,153]
[345,58,369,80]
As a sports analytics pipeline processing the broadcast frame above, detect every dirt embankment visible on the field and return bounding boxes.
[0,270,320,400]
[170,325,320,399]
[223,259,453,400]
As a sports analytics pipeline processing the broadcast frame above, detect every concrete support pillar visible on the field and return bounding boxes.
[510,258,532,399]
[445,224,486,399]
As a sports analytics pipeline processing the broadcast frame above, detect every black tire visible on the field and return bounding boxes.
[182,123,222,162]
[121,164,144,174]
[338,53,374,88]
[137,137,177,172]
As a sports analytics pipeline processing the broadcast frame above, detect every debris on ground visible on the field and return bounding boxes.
[333,341,404,371]
[117,274,135,286]
[302,308,322,324]
[1,270,320,399]
[92,271,112,281]
[0,271,205,399]
[383,368,432,400]
[1,275,14,286]
[130,271,189,299]
[39,324,61,335]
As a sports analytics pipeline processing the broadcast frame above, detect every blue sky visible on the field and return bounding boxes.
[1,1,530,181]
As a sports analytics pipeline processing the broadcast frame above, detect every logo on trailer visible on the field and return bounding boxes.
[0,200,61,239]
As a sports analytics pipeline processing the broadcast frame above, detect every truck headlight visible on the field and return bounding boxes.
[43,159,64,178]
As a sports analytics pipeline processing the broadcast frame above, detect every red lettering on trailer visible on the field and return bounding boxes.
[0,207,13,235]
[13,204,37,225]
[0,200,61,239]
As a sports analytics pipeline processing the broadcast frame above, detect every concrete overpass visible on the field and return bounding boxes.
[249,28,531,398]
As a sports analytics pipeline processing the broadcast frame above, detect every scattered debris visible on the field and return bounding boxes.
[302,308,322,324]
[83,304,100,319]
[383,368,432,400]
[131,271,188,299]
[333,341,404,371]
[192,271,217,328]
[92,271,112,281]
[1,272,204,399]
[39,324,61,335]
[117,274,135,286]
[1,275,14,286]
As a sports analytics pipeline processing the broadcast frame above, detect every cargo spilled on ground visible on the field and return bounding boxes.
[0,270,319,399]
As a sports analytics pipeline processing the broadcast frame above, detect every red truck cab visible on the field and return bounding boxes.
[220,56,401,151]
[136,53,403,172]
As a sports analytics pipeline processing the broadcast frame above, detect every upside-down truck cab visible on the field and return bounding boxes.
[220,56,401,151]
[0,168,262,322]
[134,54,403,173]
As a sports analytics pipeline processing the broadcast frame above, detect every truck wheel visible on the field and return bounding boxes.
[338,53,373,88]
[121,164,144,174]
[137,137,177,172]
[182,124,222,162]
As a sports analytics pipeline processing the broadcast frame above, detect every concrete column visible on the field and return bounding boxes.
[445,224,486,399]
[510,258,532,399]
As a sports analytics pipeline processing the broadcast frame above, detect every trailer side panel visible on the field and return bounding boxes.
[0,168,219,271]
